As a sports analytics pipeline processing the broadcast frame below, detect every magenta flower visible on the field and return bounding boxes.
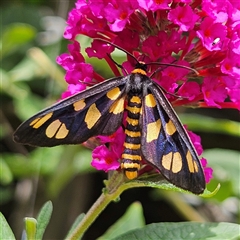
[57,0,240,183]
[168,5,199,31]
[92,145,120,171]
[201,158,213,183]
[185,126,203,156]
[98,127,125,157]
[56,41,94,87]
[196,17,227,51]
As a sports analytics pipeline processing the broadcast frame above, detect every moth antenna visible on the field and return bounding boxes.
[94,38,139,64]
[106,53,128,75]
[78,80,96,86]
[94,38,199,76]
[147,62,199,77]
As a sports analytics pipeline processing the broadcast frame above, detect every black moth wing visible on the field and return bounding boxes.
[13,76,127,147]
[141,80,206,194]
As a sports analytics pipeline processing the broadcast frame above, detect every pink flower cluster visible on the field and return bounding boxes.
[57,0,240,183]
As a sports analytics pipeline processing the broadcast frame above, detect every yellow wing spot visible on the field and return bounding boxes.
[125,129,141,137]
[146,119,161,142]
[193,161,199,172]
[126,105,141,114]
[55,122,69,139]
[186,151,198,173]
[162,152,182,173]
[109,97,125,114]
[145,94,157,108]
[172,152,182,173]
[165,120,176,135]
[30,112,53,128]
[85,103,101,129]
[46,119,61,138]
[126,117,139,126]
[123,142,141,150]
[130,96,141,104]
[106,87,121,100]
[30,117,40,126]
[122,153,141,161]
[162,152,172,170]
[73,99,86,111]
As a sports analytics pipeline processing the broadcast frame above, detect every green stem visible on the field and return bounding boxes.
[67,172,194,239]
[67,192,112,240]
[66,172,136,240]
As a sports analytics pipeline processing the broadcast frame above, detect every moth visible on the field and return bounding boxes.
[13,57,206,194]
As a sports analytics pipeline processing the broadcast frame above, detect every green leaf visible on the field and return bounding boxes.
[179,114,240,137]
[98,202,145,240]
[25,217,37,240]
[1,23,36,58]
[13,93,46,120]
[10,57,48,82]
[0,158,13,185]
[3,146,93,197]
[65,213,85,239]
[204,149,240,199]
[0,69,30,100]
[2,147,65,178]
[0,212,16,240]
[113,222,240,240]
[46,145,93,197]
[0,188,14,205]
[130,174,218,197]
[35,201,53,240]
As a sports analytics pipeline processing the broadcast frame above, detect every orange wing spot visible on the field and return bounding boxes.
[162,152,182,173]
[106,87,121,100]
[30,117,40,126]
[165,120,176,135]
[172,152,182,173]
[109,98,125,114]
[146,119,161,142]
[84,103,101,129]
[45,119,61,138]
[193,161,199,172]
[145,94,157,107]
[186,151,198,173]
[73,99,86,111]
[55,123,69,139]
[30,112,53,128]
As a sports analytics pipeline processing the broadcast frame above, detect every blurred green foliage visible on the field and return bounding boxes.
[0,1,239,239]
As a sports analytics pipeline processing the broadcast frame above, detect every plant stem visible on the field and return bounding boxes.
[66,172,130,240]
